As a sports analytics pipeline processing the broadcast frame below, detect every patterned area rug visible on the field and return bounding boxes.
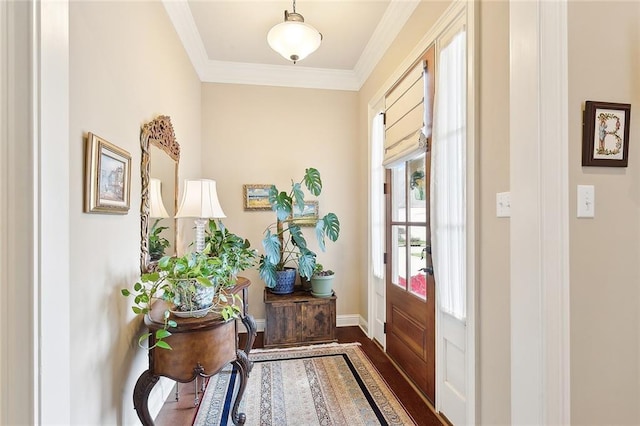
[193,343,415,425]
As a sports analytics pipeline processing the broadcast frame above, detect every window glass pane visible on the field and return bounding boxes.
[391,164,406,222]
[408,154,427,223]
[391,225,406,289]
[408,226,427,300]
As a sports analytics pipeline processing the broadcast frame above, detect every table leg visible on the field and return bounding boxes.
[133,370,160,426]
[241,313,257,358]
[230,350,250,426]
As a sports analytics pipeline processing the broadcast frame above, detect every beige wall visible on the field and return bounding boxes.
[568,2,640,424]
[201,83,359,320]
[69,1,202,424]
[478,1,511,424]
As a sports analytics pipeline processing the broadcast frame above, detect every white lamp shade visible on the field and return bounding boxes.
[267,20,322,63]
[175,179,226,219]
[149,178,169,218]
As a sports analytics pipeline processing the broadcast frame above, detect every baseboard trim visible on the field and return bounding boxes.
[150,377,176,420]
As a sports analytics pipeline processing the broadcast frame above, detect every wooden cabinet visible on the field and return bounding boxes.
[263,288,336,348]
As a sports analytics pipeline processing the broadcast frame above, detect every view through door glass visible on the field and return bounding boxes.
[390,155,429,300]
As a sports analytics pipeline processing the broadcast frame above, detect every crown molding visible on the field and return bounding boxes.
[163,0,416,91]
[353,0,420,89]
[162,0,209,80]
[202,60,360,91]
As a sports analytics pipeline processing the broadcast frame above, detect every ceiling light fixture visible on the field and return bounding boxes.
[267,0,322,64]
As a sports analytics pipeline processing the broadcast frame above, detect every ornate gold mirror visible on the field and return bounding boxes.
[140,115,180,273]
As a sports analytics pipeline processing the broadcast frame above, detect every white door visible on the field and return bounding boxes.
[372,272,386,346]
[432,15,473,425]
[369,110,386,347]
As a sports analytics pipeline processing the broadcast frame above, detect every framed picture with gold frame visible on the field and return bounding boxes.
[243,184,273,210]
[84,132,131,214]
[290,200,319,227]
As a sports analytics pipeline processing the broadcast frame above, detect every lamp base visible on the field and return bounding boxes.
[194,218,208,253]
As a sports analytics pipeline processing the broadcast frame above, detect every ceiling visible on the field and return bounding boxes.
[163,0,420,91]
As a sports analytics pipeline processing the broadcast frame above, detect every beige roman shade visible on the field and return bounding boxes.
[383,60,427,167]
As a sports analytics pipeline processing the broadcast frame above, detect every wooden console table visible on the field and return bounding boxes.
[263,287,336,348]
[133,277,256,426]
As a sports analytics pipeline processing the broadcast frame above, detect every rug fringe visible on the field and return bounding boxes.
[250,342,361,354]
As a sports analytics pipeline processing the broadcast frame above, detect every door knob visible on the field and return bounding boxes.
[419,266,434,275]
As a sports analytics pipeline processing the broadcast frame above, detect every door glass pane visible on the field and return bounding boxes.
[391,164,406,222]
[408,154,426,223]
[391,225,406,289]
[409,226,427,300]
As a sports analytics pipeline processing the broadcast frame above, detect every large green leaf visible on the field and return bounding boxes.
[262,230,281,264]
[268,185,278,205]
[298,252,316,279]
[315,220,327,252]
[322,213,340,242]
[315,213,340,252]
[291,182,305,211]
[303,168,322,196]
[288,224,307,250]
[272,191,293,221]
[258,257,277,288]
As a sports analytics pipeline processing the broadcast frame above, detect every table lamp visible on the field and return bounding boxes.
[149,178,170,218]
[175,179,226,253]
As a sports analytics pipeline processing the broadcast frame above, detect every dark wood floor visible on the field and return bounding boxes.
[155,326,443,426]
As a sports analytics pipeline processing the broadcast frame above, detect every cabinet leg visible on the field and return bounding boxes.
[133,370,159,426]
[230,350,250,426]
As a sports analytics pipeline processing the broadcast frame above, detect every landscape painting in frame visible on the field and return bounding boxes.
[582,101,631,167]
[243,184,273,210]
[291,200,319,226]
[84,132,131,214]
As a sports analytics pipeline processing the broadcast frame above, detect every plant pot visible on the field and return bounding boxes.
[172,278,215,314]
[310,274,334,298]
[271,268,297,295]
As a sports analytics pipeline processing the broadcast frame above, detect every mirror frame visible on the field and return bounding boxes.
[140,115,180,273]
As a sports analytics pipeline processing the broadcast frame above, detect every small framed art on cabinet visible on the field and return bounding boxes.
[582,101,631,167]
[84,132,131,214]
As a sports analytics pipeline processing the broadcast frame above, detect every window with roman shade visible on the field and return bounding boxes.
[382,60,428,167]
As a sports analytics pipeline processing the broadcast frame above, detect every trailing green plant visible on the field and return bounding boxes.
[259,168,340,288]
[148,218,170,261]
[123,224,258,350]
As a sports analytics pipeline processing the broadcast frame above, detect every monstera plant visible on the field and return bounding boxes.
[259,168,340,294]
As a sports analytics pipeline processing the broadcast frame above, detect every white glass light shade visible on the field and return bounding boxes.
[175,179,226,219]
[267,20,322,63]
[149,178,170,218]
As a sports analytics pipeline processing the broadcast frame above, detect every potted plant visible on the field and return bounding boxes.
[203,219,257,275]
[259,168,340,294]
[122,223,257,350]
[310,263,335,297]
[148,219,170,261]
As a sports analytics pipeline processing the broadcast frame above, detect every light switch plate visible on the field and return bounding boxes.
[577,185,595,218]
[496,192,511,217]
